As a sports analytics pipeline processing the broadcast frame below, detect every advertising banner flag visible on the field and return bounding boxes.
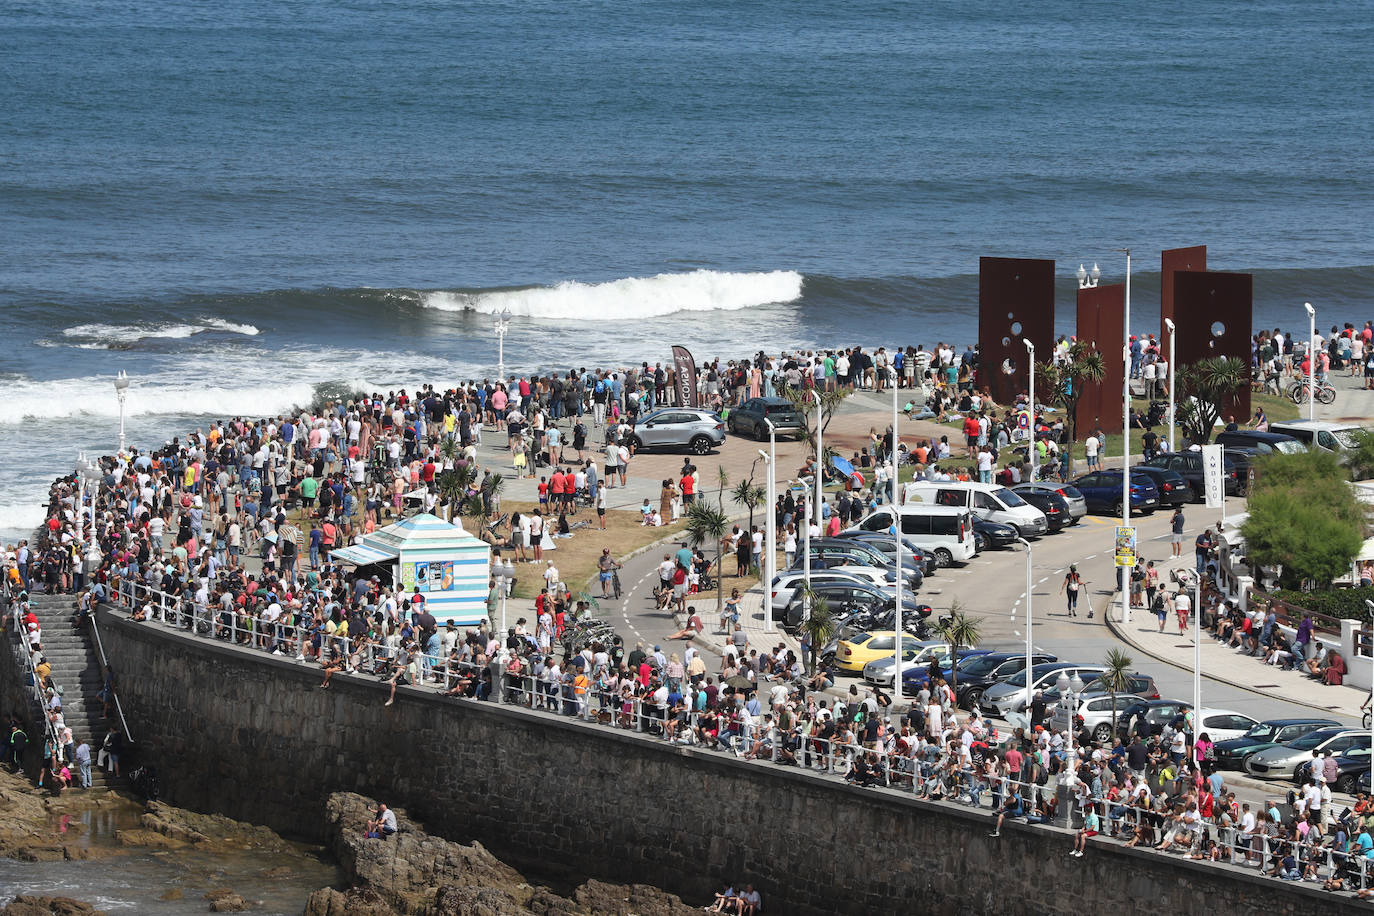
[671,345,699,408]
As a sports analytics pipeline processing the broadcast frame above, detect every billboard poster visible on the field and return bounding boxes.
[415,561,430,592]
[1114,525,1137,568]
[1201,444,1224,509]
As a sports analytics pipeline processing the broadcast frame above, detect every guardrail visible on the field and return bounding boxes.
[3,582,65,768]
[104,578,1373,893]
[86,596,133,745]
[1247,587,1345,636]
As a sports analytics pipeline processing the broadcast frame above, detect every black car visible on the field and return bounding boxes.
[1011,489,1072,531]
[801,537,925,584]
[1212,718,1342,771]
[1212,430,1305,456]
[780,580,925,629]
[972,516,1017,552]
[1296,749,1373,794]
[837,530,938,576]
[726,397,807,440]
[1143,452,1240,499]
[951,651,1058,709]
[1129,465,1194,507]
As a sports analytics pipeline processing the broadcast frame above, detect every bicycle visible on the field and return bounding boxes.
[1287,378,1335,405]
[612,567,623,600]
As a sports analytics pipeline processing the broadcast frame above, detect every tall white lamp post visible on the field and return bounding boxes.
[1024,338,1036,478]
[1305,302,1317,421]
[495,307,513,382]
[1057,670,1086,807]
[493,557,516,638]
[1164,318,1177,452]
[1365,598,1374,793]
[891,379,903,695]
[1116,249,1132,625]
[760,422,776,634]
[810,389,823,523]
[1017,536,1034,712]
[1076,263,1101,290]
[114,371,130,454]
[81,460,103,571]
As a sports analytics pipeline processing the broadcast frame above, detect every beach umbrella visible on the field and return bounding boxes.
[724,674,752,690]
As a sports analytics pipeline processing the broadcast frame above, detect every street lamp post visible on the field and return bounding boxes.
[810,389,823,523]
[495,307,513,382]
[81,460,103,572]
[1057,670,1086,825]
[493,557,516,640]
[1305,302,1317,421]
[1164,318,1176,453]
[1366,598,1374,794]
[114,371,130,454]
[74,454,87,584]
[760,421,776,634]
[1193,570,1202,753]
[1017,536,1034,712]
[1076,263,1101,290]
[891,378,903,695]
[801,479,813,624]
[1117,249,1133,626]
[1024,339,1036,479]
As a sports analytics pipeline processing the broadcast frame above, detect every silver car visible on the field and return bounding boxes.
[862,641,953,687]
[1012,482,1088,522]
[628,408,725,454]
[1245,728,1370,781]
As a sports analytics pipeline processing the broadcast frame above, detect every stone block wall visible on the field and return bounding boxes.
[96,607,1366,915]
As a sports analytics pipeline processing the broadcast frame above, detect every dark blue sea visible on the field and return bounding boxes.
[1,0,1372,538]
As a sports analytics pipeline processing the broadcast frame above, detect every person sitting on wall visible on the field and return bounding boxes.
[707,884,737,913]
[735,884,762,915]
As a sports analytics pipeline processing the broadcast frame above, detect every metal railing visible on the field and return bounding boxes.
[86,598,133,744]
[102,578,1374,891]
[4,582,65,767]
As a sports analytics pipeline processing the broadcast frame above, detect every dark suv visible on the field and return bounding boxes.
[1213,430,1305,456]
[727,397,807,440]
[951,651,1058,709]
[1142,452,1240,499]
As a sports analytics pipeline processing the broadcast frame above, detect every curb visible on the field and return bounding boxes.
[1102,592,1350,719]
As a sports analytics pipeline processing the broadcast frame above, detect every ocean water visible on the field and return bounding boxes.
[2,0,1372,541]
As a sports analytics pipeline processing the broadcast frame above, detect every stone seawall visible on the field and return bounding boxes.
[96,607,1365,916]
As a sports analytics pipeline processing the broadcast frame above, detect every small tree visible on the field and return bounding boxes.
[782,387,854,454]
[1176,357,1248,445]
[1242,450,1365,589]
[731,477,766,541]
[934,603,983,694]
[1098,648,1134,738]
[797,585,835,674]
[685,499,730,615]
[1346,429,1374,482]
[1033,341,1104,476]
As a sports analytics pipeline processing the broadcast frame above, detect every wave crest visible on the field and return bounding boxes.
[420,269,804,320]
[60,317,261,345]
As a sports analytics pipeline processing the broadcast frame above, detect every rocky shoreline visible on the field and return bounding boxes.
[2,771,699,915]
[305,792,701,916]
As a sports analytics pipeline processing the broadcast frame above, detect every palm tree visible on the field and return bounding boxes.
[1033,341,1105,476]
[934,603,982,694]
[480,471,505,519]
[1177,356,1248,445]
[436,463,475,520]
[1098,648,1134,739]
[731,478,766,545]
[684,499,730,615]
[796,585,835,674]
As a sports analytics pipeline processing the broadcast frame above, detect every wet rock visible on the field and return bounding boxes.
[158,889,184,901]
[311,793,699,916]
[0,896,107,916]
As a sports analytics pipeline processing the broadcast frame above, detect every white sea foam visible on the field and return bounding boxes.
[60,318,261,344]
[420,269,804,320]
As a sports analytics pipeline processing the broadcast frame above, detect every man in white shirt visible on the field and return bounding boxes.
[1085,434,1100,471]
[976,446,993,484]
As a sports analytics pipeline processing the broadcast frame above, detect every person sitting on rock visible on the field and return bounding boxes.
[366,803,397,839]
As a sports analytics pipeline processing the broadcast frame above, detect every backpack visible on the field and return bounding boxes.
[595,380,606,394]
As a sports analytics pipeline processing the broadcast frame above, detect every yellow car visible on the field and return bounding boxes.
[835,631,905,673]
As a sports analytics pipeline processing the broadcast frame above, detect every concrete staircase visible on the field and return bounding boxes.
[27,595,119,789]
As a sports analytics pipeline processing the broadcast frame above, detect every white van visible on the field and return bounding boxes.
[1268,420,1365,455]
[902,480,1048,537]
[848,505,976,569]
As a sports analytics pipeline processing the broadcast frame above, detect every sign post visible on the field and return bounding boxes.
[1201,443,1225,527]
[1114,525,1137,570]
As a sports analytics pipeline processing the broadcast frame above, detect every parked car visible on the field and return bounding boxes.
[836,630,916,674]
[726,397,807,440]
[953,652,1059,710]
[1070,470,1160,514]
[863,640,962,687]
[779,580,924,629]
[1129,465,1194,507]
[1043,674,1158,711]
[838,531,938,576]
[972,516,1018,552]
[1012,482,1087,523]
[1008,488,1073,531]
[1142,452,1240,499]
[849,506,978,568]
[1212,718,1343,771]
[903,481,1049,537]
[1269,420,1365,455]
[1051,693,1147,744]
[1212,430,1305,456]
[1296,748,1373,794]
[898,648,997,695]
[801,537,924,584]
[980,663,1108,719]
[1117,699,1192,740]
[1245,728,1371,781]
[627,408,724,454]
[769,568,897,616]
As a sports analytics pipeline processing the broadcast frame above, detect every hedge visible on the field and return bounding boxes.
[1271,587,1374,622]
